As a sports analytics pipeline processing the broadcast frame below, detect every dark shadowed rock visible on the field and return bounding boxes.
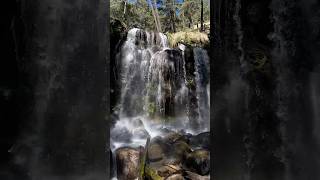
[184,149,210,175]
[150,136,171,153]
[189,132,210,149]
[116,147,140,180]
[184,171,210,180]
[160,127,175,135]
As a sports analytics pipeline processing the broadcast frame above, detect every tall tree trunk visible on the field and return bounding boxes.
[149,0,160,32]
[149,0,162,32]
[170,11,175,32]
[123,0,127,17]
[123,0,128,26]
[182,14,185,29]
[170,0,176,32]
[200,0,204,31]
[153,0,162,32]
[188,16,193,29]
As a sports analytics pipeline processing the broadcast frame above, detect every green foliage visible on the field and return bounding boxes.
[167,31,209,47]
[179,0,210,31]
[145,166,164,180]
[111,0,155,30]
[110,0,210,33]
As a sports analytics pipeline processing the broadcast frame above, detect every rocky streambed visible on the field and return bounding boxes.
[112,128,210,180]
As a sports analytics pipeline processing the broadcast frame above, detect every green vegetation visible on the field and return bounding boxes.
[167,31,209,47]
[145,166,164,180]
[111,0,210,33]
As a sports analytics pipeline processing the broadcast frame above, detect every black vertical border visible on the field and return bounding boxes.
[210,0,215,179]
[103,0,110,179]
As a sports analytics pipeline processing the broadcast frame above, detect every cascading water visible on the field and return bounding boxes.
[193,48,210,131]
[111,28,210,179]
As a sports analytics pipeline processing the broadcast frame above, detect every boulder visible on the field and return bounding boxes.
[184,149,210,175]
[163,132,189,144]
[169,141,192,163]
[162,156,181,166]
[189,132,210,149]
[131,118,144,128]
[184,171,210,180]
[116,147,140,180]
[157,164,182,178]
[148,143,165,162]
[145,166,164,180]
[166,174,184,180]
[132,127,150,139]
[111,127,132,143]
[131,118,150,139]
[160,127,175,135]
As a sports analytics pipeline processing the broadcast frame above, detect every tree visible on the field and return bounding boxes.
[150,0,162,32]
[200,0,204,31]
[164,0,177,32]
[180,0,197,29]
[110,0,210,33]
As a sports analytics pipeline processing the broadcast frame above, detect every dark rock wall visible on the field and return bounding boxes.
[1,0,109,179]
[212,0,320,179]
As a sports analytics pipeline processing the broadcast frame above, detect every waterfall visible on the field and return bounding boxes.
[111,28,210,152]
[194,48,210,131]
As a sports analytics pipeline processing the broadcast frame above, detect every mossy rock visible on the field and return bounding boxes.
[172,141,192,161]
[157,164,182,178]
[166,174,184,180]
[184,149,210,175]
[183,171,210,180]
[145,166,164,180]
[116,147,140,180]
[163,132,189,144]
[148,143,165,162]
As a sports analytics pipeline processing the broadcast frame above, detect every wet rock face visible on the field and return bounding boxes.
[148,49,185,117]
[184,150,210,175]
[116,147,140,180]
